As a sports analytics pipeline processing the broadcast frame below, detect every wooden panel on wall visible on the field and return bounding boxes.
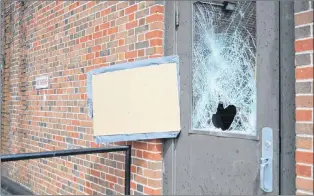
[92,63,180,136]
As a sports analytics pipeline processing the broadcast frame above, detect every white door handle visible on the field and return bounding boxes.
[260,158,271,192]
[260,127,273,193]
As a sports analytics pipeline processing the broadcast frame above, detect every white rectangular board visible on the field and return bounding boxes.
[36,75,49,89]
[92,63,180,136]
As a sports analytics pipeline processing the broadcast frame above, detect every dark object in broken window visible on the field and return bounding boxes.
[211,103,237,131]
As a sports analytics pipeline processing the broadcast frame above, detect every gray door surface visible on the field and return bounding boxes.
[163,1,281,195]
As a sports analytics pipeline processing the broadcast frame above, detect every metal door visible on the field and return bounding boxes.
[163,1,287,195]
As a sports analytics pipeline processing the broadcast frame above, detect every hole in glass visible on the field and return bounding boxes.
[210,103,237,131]
[192,1,257,135]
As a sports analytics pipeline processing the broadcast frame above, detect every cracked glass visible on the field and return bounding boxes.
[192,1,257,135]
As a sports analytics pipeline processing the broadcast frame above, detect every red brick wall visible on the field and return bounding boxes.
[1,0,163,195]
[294,1,313,195]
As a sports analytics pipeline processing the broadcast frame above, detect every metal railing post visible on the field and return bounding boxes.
[124,145,131,195]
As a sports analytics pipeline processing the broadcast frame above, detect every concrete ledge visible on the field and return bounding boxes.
[1,176,33,195]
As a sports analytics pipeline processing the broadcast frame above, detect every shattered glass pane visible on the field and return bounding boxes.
[192,1,257,135]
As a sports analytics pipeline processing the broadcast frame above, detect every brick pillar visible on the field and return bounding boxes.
[294,1,314,195]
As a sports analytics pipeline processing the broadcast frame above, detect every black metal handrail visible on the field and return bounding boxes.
[0,146,132,195]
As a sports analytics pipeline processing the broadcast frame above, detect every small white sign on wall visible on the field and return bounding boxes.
[36,75,49,89]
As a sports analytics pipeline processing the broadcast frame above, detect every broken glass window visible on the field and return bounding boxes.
[192,1,257,135]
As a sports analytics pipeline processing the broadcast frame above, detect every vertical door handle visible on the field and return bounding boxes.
[260,158,271,192]
[260,127,273,193]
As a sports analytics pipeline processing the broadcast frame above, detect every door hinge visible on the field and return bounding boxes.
[175,11,179,27]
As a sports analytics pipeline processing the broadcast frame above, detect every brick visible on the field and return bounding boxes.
[134,174,147,185]
[101,8,110,16]
[147,178,162,188]
[296,151,314,164]
[136,41,149,49]
[149,22,163,30]
[87,1,96,9]
[146,47,162,55]
[135,25,149,34]
[296,164,313,177]
[296,96,314,108]
[125,51,137,59]
[116,1,128,10]
[296,110,313,121]
[55,135,63,141]
[296,178,314,192]
[138,33,145,41]
[126,20,138,30]
[116,16,128,25]
[138,18,145,26]
[133,158,148,168]
[296,123,314,135]
[143,151,162,160]
[147,161,162,170]
[93,31,102,39]
[296,82,313,94]
[296,136,313,149]
[145,30,163,39]
[295,25,312,40]
[150,5,164,14]
[138,49,145,57]
[106,174,117,183]
[296,53,312,66]
[136,8,149,19]
[143,169,162,178]
[133,142,148,150]
[107,27,118,35]
[143,186,156,195]
[128,166,136,176]
[92,45,101,52]
[149,38,163,47]
[100,22,109,30]
[129,13,135,21]
[118,39,125,46]
[295,38,314,52]
[296,67,314,80]
[295,11,314,26]
[146,14,163,23]
[131,181,137,190]
[153,188,162,195]
[90,169,100,178]
[126,4,138,14]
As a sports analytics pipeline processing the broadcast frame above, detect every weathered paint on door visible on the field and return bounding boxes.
[163,1,281,195]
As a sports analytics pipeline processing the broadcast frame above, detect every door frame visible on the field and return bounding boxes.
[162,1,295,195]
